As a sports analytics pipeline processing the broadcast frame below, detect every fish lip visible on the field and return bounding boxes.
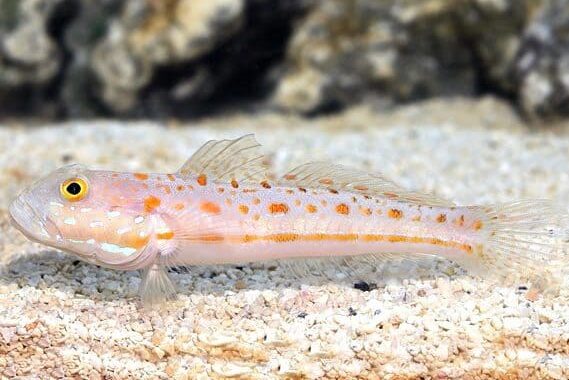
[9,197,62,245]
[9,208,46,245]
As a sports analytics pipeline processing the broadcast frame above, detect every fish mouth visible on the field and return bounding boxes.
[9,196,61,245]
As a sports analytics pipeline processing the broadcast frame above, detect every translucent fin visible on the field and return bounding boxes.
[178,134,269,182]
[279,252,439,286]
[451,200,568,293]
[280,162,453,206]
[152,202,248,269]
[139,264,177,306]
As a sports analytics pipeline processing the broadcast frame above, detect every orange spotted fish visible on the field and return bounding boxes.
[9,135,567,304]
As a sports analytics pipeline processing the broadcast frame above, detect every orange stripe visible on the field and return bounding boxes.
[157,231,175,240]
[183,233,472,253]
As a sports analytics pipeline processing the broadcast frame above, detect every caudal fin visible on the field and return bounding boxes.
[460,200,568,293]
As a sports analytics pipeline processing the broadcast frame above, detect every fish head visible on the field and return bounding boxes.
[9,164,155,269]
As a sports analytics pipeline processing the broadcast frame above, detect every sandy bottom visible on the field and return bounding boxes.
[0,97,568,379]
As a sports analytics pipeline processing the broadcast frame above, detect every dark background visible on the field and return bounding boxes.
[0,0,567,121]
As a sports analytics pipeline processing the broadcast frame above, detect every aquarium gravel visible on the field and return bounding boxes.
[0,98,568,379]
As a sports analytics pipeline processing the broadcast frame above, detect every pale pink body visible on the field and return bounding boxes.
[46,171,486,269]
[166,176,484,265]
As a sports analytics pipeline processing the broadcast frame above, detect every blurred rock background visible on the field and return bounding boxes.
[0,0,568,120]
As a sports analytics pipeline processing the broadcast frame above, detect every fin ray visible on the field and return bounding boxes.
[279,252,438,285]
[178,134,269,182]
[280,162,453,206]
[448,200,568,293]
[139,264,177,306]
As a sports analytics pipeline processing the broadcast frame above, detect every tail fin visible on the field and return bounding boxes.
[459,200,568,293]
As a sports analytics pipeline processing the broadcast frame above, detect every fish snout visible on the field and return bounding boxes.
[9,195,60,243]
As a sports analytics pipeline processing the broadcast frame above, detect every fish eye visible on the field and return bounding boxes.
[60,177,88,201]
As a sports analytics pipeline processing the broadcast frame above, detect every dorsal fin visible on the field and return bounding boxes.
[177,134,270,182]
[280,162,453,207]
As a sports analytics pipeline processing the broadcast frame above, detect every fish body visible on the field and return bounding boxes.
[143,177,483,265]
[9,135,567,304]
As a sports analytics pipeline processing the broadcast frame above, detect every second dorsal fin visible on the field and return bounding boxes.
[280,162,454,207]
[177,134,270,182]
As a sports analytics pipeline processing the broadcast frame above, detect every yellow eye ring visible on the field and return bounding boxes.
[60,177,89,201]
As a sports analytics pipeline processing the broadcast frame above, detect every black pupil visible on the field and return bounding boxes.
[66,182,82,195]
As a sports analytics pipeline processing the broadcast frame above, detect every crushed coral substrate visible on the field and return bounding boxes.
[1,99,568,379]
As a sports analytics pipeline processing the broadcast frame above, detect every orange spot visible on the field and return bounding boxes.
[294,199,301,206]
[158,185,171,194]
[436,214,447,223]
[200,201,221,215]
[306,204,317,213]
[174,203,185,210]
[231,179,239,189]
[473,220,483,231]
[319,178,333,185]
[336,203,349,215]
[269,203,289,214]
[388,209,403,219]
[252,197,261,205]
[354,185,369,191]
[454,215,465,227]
[261,180,271,189]
[144,196,161,212]
[238,205,249,215]
[359,207,372,216]
[134,173,149,181]
[197,174,207,186]
[225,198,233,206]
[284,174,297,180]
[157,231,175,240]
[252,214,260,221]
[123,234,150,249]
[177,185,185,192]
[167,174,176,181]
